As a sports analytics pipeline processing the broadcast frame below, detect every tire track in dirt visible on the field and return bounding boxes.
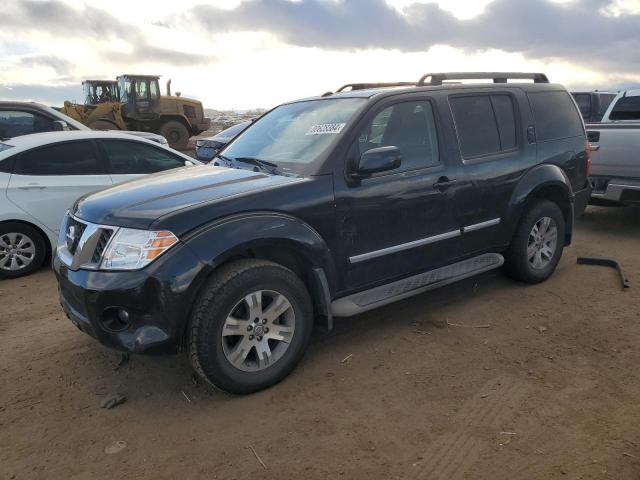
[411,376,533,480]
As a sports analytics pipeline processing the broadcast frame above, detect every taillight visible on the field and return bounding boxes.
[586,140,591,177]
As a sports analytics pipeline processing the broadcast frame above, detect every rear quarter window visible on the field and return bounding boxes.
[528,91,583,141]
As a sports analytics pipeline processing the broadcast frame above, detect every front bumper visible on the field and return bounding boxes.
[54,243,208,354]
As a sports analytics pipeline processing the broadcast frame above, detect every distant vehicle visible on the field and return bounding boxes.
[0,131,200,278]
[59,75,211,150]
[195,121,251,162]
[0,101,169,145]
[571,91,617,123]
[585,89,640,205]
[54,72,590,394]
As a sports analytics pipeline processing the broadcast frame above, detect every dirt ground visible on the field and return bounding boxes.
[2,205,640,480]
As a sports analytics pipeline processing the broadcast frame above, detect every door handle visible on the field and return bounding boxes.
[589,144,600,152]
[434,177,457,191]
[18,184,46,190]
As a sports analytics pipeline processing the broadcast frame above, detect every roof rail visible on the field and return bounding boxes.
[417,72,549,86]
[337,82,417,92]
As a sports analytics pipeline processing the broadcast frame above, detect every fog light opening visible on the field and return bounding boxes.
[102,307,131,332]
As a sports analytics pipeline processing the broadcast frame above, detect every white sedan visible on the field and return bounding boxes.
[0,131,200,278]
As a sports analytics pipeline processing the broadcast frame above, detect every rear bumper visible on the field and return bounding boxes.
[54,243,208,355]
[590,177,640,204]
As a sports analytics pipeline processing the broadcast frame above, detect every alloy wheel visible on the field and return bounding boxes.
[0,232,36,271]
[221,290,296,372]
[527,217,558,270]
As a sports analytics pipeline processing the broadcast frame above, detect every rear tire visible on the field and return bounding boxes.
[503,200,565,284]
[189,259,314,394]
[0,222,47,279]
[159,120,190,149]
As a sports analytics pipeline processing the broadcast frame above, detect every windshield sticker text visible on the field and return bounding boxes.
[306,123,346,135]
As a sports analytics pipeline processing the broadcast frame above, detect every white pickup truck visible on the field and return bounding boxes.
[586,89,640,205]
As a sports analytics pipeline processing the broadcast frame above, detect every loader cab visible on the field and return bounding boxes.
[117,75,161,121]
[83,80,120,106]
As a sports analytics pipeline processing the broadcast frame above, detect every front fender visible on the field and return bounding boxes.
[183,211,336,290]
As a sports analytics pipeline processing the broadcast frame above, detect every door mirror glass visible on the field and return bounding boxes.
[52,120,69,132]
[355,146,401,177]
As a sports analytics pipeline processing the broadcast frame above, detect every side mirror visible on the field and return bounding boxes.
[353,146,401,178]
[185,160,195,166]
[52,120,69,132]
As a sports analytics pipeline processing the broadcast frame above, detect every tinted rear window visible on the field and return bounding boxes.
[16,141,101,175]
[450,94,517,158]
[609,95,640,121]
[528,91,583,141]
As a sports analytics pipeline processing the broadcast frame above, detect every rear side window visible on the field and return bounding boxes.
[0,110,56,139]
[450,94,517,158]
[528,91,583,141]
[102,140,186,174]
[356,100,439,171]
[608,95,640,121]
[16,141,101,175]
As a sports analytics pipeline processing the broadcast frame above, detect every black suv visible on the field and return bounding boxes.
[54,72,591,394]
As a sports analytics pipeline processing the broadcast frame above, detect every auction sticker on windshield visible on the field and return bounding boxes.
[306,123,346,135]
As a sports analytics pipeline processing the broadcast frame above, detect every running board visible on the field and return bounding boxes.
[331,253,504,317]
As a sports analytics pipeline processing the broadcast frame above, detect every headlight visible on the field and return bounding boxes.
[101,228,178,270]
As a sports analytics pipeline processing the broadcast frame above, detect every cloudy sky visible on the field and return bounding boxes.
[1,0,639,110]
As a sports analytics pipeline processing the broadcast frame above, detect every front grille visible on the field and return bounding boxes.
[183,104,196,119]
[66,218,86,255]
[91,230,113,264]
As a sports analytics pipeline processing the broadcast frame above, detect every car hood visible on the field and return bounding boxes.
[73,165,304,231]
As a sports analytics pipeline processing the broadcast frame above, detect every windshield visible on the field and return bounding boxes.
[222,98,366,171]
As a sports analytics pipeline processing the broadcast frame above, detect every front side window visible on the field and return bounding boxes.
[102,140,185,174]
[608,95,640,121]
[355,100,439,171]
[450,94,517,158]
[16,141,101,175]
[0,110,56,139]
[528,91,584,141]
[150,80,159,99]
[222,98,366,172]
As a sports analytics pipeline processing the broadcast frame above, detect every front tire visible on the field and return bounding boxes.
[159,120,190,150]
[0,222,47,279]
[189,259,314,394]
[503,200,565,284]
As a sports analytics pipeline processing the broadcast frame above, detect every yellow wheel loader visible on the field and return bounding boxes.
[60,75,210,149]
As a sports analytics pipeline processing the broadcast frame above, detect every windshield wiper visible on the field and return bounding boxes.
[234,157,279,172]
[213,154,281,175]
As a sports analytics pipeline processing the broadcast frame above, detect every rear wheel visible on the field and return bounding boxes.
[159,120,190,149]
[0,222,47,279]
[503,200,565,284]
[189,259,314,394]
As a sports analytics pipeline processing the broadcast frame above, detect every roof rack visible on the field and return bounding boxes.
[417,72,549,86]
[336,82,417,92]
